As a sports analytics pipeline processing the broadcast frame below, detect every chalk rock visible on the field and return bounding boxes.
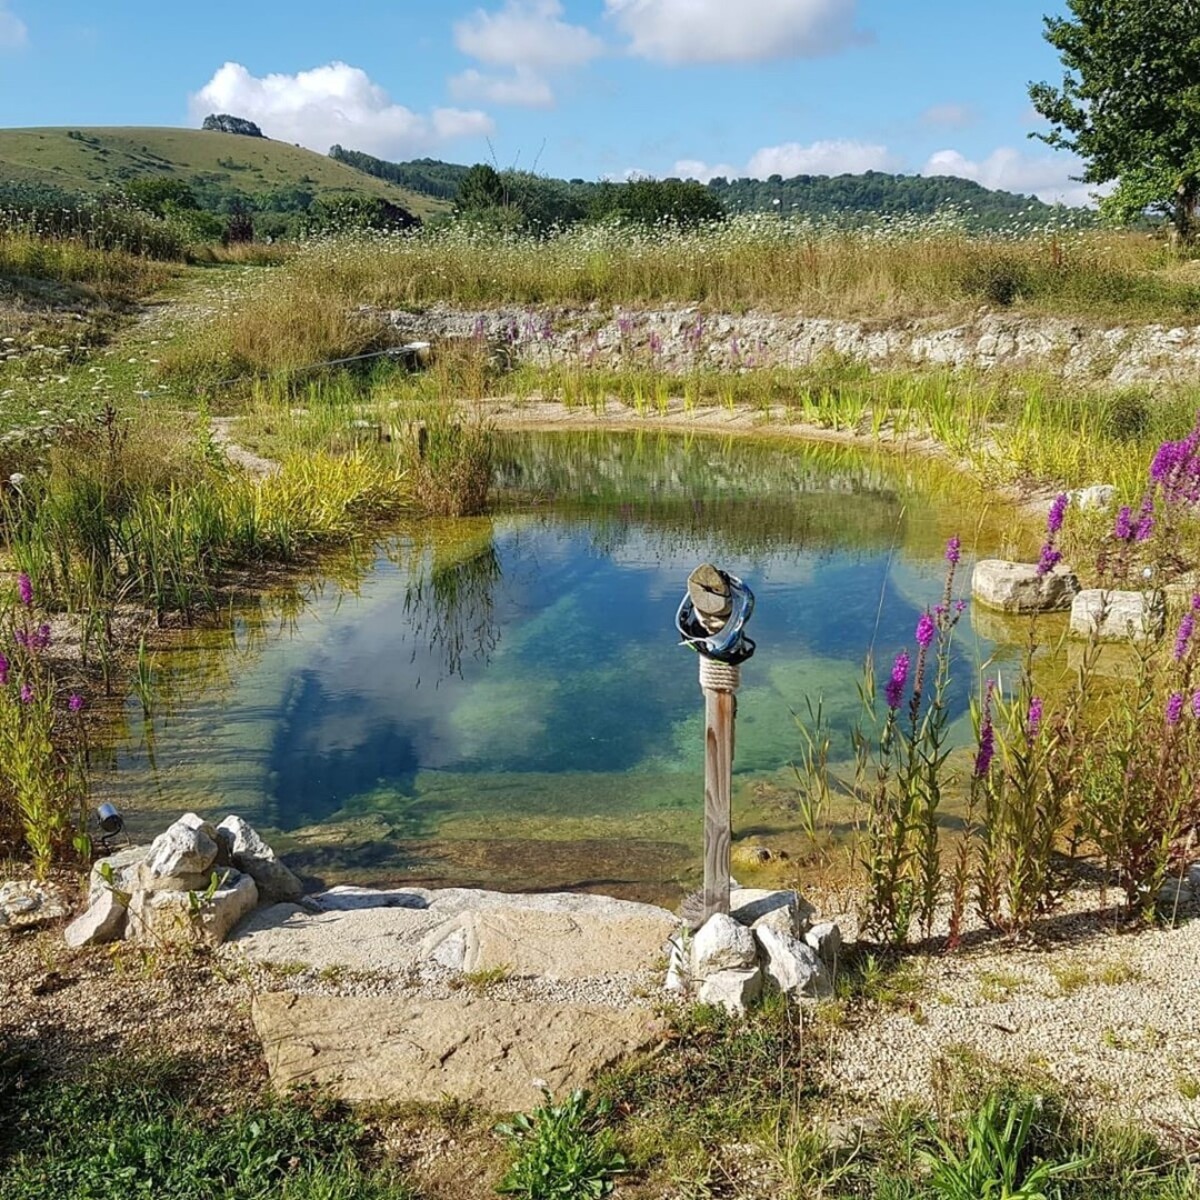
[1070,589,1166,643]
[697,967,763,1016]
[972,560,1079,614]
[88,845,149,906]
[253,992,665,1110]
[0,880,68,931]
[730,888,813,937]
[216,815,303,904]
[692,913,757,977]
[1071,484,1116,511]
[756,926,833,1000]
[804,922,843,968]
[65,888,127,947]
[126,868,258,947]
[144,814,219,880]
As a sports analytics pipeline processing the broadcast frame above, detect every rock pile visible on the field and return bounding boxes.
[65,812,302,949]
[667,888,841,1015]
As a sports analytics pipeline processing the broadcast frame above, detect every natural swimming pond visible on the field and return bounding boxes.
[95,431,1041,905]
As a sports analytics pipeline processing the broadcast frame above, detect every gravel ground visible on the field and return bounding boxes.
[816,879,1200,1140]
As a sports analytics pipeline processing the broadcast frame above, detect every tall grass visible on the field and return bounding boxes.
[0,232,176,299]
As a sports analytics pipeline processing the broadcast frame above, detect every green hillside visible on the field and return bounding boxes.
[0,126,450,220]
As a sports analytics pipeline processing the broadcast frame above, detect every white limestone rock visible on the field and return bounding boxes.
[88,845,149,906]
[697,967,762,1017]
[144,815,219,880]
[216,815,303,904]
[126,868,258,947]
[1070,589,1166,643]
[692,912,757,977]
[729,888,813,937]
[804,922,843,969]
[756,926,833,1001]
[1071,484,1116,511]
[65,889,128,947]
[0,880,68,931]
[972,560,1079,614]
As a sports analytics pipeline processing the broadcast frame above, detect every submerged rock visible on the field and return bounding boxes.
[971,560,1079,614]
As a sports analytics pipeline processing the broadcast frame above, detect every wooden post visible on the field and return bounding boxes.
[687,564,741,923]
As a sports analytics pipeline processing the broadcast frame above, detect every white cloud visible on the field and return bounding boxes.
[675,139,895,183]
[0,2,28,49]
[923,146,1097,207]
[452,1,603,109]
[606,0,866,64]
[189,62,494,159]
[920,103,975,129]
[449,67,555,109]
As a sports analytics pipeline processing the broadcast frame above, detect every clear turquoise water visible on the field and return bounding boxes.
[95,432,1034,903]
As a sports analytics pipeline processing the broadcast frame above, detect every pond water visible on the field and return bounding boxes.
[95,432,1042,905]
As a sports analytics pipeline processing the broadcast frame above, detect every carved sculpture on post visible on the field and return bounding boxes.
[675,564,756,923]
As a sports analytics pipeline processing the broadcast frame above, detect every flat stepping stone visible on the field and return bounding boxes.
[253,992,665,1110]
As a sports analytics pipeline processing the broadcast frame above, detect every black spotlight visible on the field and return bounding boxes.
[95,803,125,849]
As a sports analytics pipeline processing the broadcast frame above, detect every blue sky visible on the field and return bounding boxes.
[0,1,1090,203]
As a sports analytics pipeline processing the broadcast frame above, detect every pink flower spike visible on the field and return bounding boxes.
[17,573,32,607]
[19,683,33,704]
[915,613,936,649]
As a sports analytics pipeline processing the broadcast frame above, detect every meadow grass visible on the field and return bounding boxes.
[0,232,176,299]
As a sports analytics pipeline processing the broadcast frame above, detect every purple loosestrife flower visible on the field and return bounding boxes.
[68,693,84,713]
[1167,692,1185,726]
[975,681,996,778]
[885,650,910,711]
[945,536,961,565]
[17,572,32,607]
[955,599,968,613]
[1193,690,1200,719]
[1175,611,1195,662]
[1135,494,1155,542]
[1028,697,1044,737]
[19,683,33,705]
[1047,492,1069,535]
[1113,505,1134,541]
[915,613,936,649]
[1036,543,1062,577]
[0,653,7,686]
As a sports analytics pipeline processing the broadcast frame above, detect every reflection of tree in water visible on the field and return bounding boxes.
[401,519,503,684]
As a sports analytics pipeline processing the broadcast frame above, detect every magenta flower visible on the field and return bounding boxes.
[1134,494,1155,542]
[17,572,32,607]
[19,683,33,705]
[955,599,968,613]
[885,650,910,711]
[1028,697,1044,737]
[1036,543,1062,577]
[1113,505,1134,541]
[1175,612,1195,662]
[1193,691,1200,719]
[915,613,936,649]
[1167,692,1185,726]
[945,536,961,565]
[975,681,996,778]
[1047,493,1069,535]
[68,693,84,713]
[0,653,7,686]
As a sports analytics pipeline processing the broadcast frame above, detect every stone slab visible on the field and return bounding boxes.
[253,992,665,1110]
[230,887,678,979]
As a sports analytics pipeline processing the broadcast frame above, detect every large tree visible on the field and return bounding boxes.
[1029,0,1200,240]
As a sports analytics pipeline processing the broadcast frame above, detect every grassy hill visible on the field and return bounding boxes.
[0,127,450,220]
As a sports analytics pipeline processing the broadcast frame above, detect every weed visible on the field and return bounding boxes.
[496,1088,625,1199]
[451,965,512,995]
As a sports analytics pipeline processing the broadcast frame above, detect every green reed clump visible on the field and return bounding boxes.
[0,576,88,874]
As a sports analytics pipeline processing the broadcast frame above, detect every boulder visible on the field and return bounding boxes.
[804,922,842,968]
[126,869,258,947]
[144,815,219,880]
[1071,484,1116,512]
[971,560,1079,614]
[216,815,303,904]
[730,888,812,937]
[756,926,833,1000]
[1070,589,1166,643]
[0,880,68,931]
[692,913,757,977]
[253,992,665,1110]
[697,967,763,1016]
[88,845,149,906]
[65,889,128,948]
